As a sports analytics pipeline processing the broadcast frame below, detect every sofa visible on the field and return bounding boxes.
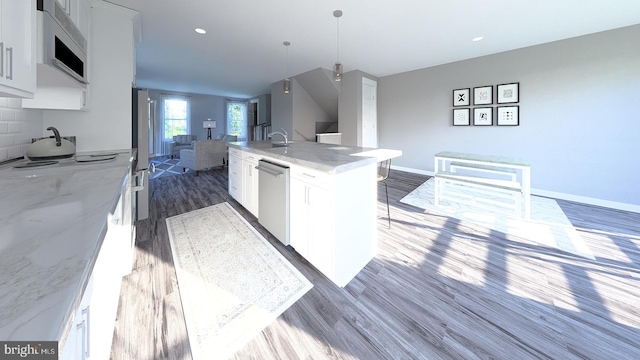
[180,139,229,175]
[169,135,197,157]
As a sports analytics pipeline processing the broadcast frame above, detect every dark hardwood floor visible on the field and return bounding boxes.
[110,166,640,359]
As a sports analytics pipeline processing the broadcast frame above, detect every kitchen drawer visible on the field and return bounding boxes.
[290,166,332,188]
[242,151,260,163]
[229,180,241,201]
[229,147,242,159]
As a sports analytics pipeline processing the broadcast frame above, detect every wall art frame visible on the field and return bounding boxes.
[473,107,493,126]
[452,108,470,126]
[473,85,493,105]
[453,88,470,106]
[497,106,519,126]
[497,82,519,104]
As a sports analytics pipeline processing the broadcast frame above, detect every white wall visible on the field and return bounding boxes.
[147,89,227,144]
[270,79,294,138]
[43,3,137,152]
[292,79,333,141]
[378,25,640,210]
[338,70,378,147]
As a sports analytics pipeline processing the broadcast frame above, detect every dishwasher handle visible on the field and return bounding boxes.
[255,165,284,178]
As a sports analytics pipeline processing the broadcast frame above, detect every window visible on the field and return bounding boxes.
[226,100,247,141]
[162,96,190,140]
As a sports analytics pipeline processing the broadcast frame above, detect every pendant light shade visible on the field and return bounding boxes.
[333,63,342,82]
[283,78,291,94]
[333,10,343,81]
[283,41,291,94]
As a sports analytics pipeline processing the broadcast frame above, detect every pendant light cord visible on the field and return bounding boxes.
[336,15,340,63]
[283,41,291,79]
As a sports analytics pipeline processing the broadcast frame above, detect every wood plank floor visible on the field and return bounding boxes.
[110,166,640,360]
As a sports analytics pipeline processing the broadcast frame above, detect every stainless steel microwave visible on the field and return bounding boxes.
[36,0,89,85]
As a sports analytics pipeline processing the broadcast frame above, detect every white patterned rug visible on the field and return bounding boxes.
[400,178,595,260]
[166,202,313,359]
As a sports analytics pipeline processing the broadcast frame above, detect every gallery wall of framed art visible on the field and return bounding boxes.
[451,82,519,127]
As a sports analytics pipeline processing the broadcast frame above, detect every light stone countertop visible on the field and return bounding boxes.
[435,151,530,167]
[227,141,402,173]
[0,150,134,343]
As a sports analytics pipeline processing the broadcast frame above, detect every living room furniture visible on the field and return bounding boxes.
[203,120,216,139]
[434,151,531,218]
[169,135,197,157]
[180,139,228,175]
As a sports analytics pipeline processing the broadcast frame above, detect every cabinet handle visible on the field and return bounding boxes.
[132,170,146,192]
[76,321,85,358]
[6,47,12,80]
[0,42,3,78]
[82,306,91,358]
[76,305,90,359]
[302,173,316,178]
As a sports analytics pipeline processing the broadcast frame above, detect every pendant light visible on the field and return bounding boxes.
[333,10,343,81]
[283,41,291,94]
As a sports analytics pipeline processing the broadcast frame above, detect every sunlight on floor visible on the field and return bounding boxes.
[400,178,596,260]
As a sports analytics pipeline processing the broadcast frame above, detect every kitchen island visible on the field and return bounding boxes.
[227,141,401,287]
[0,150,136,358]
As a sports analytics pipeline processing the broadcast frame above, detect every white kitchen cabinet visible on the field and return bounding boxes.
[0,0,36,98]
[242,151,260,217]
[289,163,377,287]
[60,175,133,360]
[22,0,91,110]
[228,148,243,203]
[78,0,91,48]
[57,0,87,36]
[60,274,93,360]
[290,168,334,276]
[229,148,261,217]
[22,86,89,110]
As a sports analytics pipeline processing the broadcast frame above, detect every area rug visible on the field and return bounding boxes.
[400,178,595,260]
[166,202,313,359]
[149,156,190,179]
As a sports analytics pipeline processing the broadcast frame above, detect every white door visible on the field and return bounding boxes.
[362,77,377,148]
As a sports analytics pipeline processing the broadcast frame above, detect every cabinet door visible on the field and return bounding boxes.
[289,178,311,258]
[77,0,91,59]
[242,159,259,217]
[307,183,333,275]
[228,155,242,202]
[0,0,35,97]
[60,275,93,360]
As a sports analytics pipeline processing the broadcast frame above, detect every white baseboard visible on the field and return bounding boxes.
[532,189,640,213]
[392,165,640,213]
[392,165,433,176]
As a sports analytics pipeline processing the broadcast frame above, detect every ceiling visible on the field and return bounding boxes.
[104,0,640,99]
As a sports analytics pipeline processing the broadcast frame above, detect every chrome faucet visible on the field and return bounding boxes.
[268,128,288,144]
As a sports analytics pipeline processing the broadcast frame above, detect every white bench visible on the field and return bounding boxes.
[434,171,522,216]
[449,162,517,181]
[434,151,531,218]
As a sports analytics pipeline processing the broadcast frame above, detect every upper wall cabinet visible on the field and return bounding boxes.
[22,0,91,110]
[57,0,90,40]
[0,0,36,98]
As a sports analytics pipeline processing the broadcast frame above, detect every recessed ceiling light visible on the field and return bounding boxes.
[472,36,484,42]
[195,28,206,34]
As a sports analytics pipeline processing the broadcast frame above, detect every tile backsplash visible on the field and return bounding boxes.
[0,98,44,162]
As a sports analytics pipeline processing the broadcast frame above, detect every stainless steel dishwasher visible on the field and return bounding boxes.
[256,160,290,245]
